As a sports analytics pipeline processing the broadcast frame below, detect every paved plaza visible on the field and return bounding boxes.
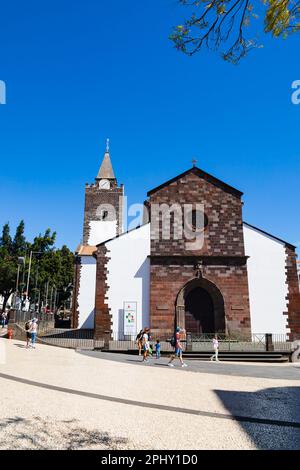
[0,338,299,450]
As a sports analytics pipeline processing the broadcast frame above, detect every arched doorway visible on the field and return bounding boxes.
[175,277,225,335]
[185,287,215,334]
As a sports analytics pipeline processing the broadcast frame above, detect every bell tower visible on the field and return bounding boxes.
[83,139,124,246]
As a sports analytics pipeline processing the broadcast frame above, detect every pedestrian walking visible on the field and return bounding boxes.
[155,339,161,359]
[25,320,32,348]
[1,311,7,328]
[30,319,38,349]
[136,329,144,356]
[142,327,150,362]
[168,327,187,368]
[210,335,219,362]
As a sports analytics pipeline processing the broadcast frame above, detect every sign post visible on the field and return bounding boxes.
[123,301,137,339]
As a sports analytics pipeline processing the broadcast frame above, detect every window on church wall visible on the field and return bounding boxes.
[101,210,109,220]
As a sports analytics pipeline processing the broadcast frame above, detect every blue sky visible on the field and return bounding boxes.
[0,0,299,251]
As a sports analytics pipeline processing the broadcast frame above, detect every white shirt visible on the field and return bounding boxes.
[213,338,219,349]
[142,333,149,344]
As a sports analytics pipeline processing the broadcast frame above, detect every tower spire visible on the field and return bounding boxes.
[96,139,115,180]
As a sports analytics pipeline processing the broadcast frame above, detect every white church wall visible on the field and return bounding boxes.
[243,224,289,335]
[78,255,97,329]
[88,220,117,246]
[105,224,151,334]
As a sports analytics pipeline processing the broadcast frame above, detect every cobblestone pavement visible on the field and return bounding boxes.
[0,339,299,450]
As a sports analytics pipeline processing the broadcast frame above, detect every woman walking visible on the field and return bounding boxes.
[136,329,144,356]
[142,327,150,363]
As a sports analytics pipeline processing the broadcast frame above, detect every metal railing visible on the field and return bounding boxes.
[38,328,95,349]
[9,311,299,353]
[10,309,55,333]
[36,330,298,353]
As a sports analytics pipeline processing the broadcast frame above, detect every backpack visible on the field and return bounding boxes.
[25,321,31,331]
[136,331,143,341]
[170,335,176,348]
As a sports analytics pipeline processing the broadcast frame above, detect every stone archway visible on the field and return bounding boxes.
[175,277,225,334]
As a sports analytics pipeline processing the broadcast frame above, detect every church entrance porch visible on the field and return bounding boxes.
[150,257,251,339]
[176,277,226,336]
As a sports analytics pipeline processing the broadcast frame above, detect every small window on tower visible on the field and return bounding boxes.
[101,210,109,220]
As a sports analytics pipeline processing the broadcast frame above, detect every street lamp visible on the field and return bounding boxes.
[13,256,25,309]
[25,251,42,303]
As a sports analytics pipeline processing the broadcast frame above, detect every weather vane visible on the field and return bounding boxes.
[106,138,110,153]
[192,158,197,168]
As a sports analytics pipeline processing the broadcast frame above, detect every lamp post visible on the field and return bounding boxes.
[14,257,25,309]
[25,251,42,303]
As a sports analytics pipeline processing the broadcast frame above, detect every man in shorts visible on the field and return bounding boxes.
[168,326,187,368]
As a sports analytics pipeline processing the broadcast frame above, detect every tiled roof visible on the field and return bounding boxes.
[75,245,97,256]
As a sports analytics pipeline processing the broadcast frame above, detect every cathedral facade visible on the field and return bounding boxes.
[72,146,300,339]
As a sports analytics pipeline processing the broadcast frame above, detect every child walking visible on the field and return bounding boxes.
[155,339,161,359]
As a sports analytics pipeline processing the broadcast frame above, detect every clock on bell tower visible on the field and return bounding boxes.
[83,140,124,246]
[99,179,110,190]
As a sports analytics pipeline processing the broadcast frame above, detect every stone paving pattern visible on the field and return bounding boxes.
[0,339,299,450]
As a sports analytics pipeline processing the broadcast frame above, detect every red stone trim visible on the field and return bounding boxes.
[284,247,300,338]
[149,255,249,266]
[94,245,112,339]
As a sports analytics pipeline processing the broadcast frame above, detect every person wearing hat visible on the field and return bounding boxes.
[168,326,187,368]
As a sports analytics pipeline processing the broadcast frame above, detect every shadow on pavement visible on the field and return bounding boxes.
[215,386,300,450]
[0,416,129,450]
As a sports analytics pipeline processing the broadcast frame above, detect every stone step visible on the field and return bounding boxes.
[184,356,289,363]
[124,349,290,362]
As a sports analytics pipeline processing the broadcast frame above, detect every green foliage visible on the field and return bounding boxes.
[171,0,300,63]
[12,220,27,255]
[31,228,56,254]
[0,221,74,312]
[0,223,17,310]
[265,0,300,36]
[0,223,12,251]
